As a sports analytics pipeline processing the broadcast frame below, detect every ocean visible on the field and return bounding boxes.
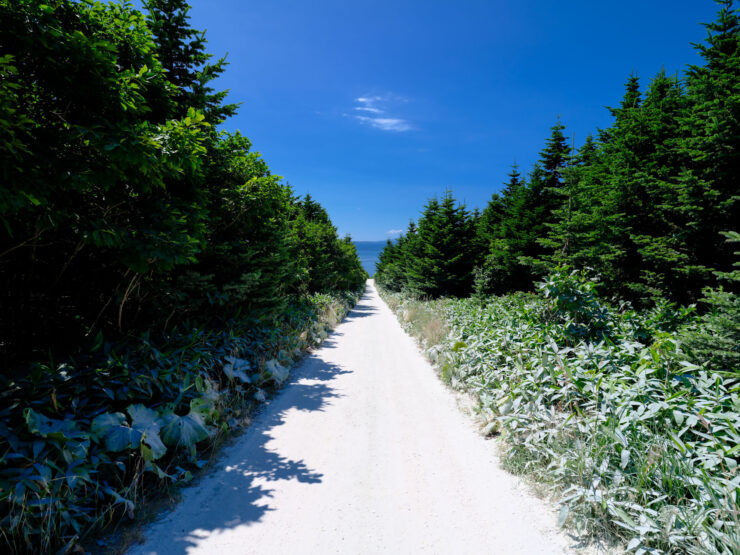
[353,241,388,277]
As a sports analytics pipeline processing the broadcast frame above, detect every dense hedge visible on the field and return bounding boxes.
[0,0,366,369]
[1,290,361,552]
[0,0,366,551]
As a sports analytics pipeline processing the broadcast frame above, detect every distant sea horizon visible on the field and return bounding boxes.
[353,240,390,277]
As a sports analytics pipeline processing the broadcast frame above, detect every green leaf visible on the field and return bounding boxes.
[127,404,166,460]
[91,331,104,352]
[157,411,210,448]
[558,504,569,527]
[141,430,167,460]
[620,448,631,469]
[90,410,155,454]
[90,412,126,441]
[25,409,85,442]
[103,425,142,452]
[127,404,158,430]
[223,356,251,383]
[190,395,216,420]
[266,359,289,384]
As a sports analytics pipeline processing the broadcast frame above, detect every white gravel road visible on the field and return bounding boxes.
[130,280,575,555]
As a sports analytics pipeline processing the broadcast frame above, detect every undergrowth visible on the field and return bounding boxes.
[380,270,739,554]
[0,290,361,553]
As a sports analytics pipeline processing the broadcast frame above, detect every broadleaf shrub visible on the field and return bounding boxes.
[0,0,367,551]
[380,270,740,554]
[0,291,361,552]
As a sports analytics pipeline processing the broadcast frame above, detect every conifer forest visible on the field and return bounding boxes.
[1,0,739,553]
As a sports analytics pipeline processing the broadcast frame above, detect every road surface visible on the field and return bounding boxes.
[130,280,573,554]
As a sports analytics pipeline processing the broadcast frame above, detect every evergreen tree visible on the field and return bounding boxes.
[482,123,571,293]
[559,72,692,302]
[517,121,571,272]
[476,165,526,293]
[406,192,476,297]
[144,0,238,123]
[680,231,740,372]
[678,0,740,294]
[541,134,599,266]
[289,194,367,294]
[627,70,690,300]
[169,132,299,320]
[376,221,418,292]
[0,0,367,365]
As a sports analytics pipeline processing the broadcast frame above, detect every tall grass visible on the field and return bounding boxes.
[380,271,739,554]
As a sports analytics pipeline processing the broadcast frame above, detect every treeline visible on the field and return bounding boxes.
[377,0,739,307]
[0,0,366,369]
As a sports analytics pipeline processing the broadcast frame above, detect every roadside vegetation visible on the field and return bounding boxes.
[381,265,738,554]
[0,0,366,551]
[377,2,739,553]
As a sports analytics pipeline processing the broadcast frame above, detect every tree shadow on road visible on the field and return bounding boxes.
[338,293,378,322]
[135,352,352,554]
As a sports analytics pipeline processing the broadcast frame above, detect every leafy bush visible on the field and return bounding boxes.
[680,231,740,374]
[538,267,614,342]
[379,271,740,554]
[0,1,367,550]
[0,0,367,369]
[0,291,360,552]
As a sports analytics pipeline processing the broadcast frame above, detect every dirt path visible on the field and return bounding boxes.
[130,280,574,554]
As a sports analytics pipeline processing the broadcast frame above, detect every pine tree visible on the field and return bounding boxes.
[569,72,690,302]
[145,0,238,123]
[678,0,740,294]
[541,134,597,266]
[628,70,690,300]
[520,120,571,270]
[680,231,740,373]
[406,192,476,297]
[477,165,526,293]
[481,123,571,293]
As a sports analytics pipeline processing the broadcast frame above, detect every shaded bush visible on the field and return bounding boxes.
[0,1,367,550]
[0,291,360,552]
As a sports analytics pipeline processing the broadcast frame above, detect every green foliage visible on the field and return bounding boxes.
[399,3,740,307]
[477,122,571,294]
[539,4,740,306]
[144,0,239,123]
[376,191,476,298]
[0,0,367,550]
[375,221,416,292]
[475,164,533,294]
[290,194,368,294]
[0,0,365,364]
[380,272,740,554]
[0,291,360,552]
[680,231,740,372]
[538,267,613,342]
[0,0,211,364]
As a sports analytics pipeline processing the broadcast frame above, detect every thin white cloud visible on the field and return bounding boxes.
[354,106,383,114]
[387,229,404,235]
[371,118,413,132]
[356,96,382,105]
[351,94,413,132]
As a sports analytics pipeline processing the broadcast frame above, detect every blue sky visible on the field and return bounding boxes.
[183,0,720,240]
